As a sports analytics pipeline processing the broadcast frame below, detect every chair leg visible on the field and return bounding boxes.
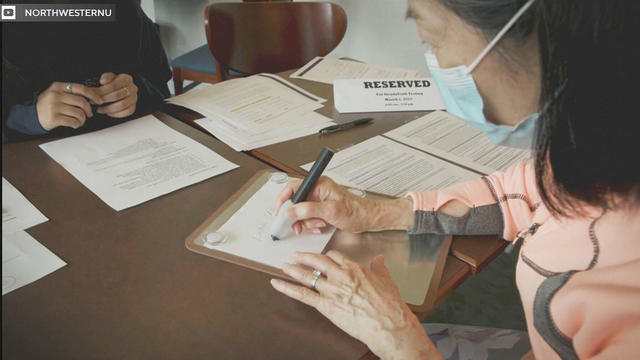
[173,68,184,95]
[215,60,228,82]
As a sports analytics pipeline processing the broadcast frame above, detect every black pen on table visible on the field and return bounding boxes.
[269,147,334,240]
[318,118,373,134]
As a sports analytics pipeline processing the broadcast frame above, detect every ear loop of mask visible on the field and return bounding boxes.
[465,0,537,75]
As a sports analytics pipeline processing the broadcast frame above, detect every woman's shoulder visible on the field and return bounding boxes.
[549,259,640,358]
[548,207,640,357]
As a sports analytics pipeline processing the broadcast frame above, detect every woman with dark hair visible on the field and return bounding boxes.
[2,0,171,143]
[270,0,640,358]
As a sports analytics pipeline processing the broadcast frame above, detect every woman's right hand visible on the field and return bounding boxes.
[36,82,103,131]
[274,176,414,234]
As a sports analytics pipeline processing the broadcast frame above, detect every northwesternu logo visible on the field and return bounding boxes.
[2,5,17,20]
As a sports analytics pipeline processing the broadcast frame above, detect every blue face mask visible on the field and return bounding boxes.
[425,0,537,149]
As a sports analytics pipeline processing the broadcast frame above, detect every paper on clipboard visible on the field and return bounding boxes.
[185,171,451,310]
[200,177,335,269]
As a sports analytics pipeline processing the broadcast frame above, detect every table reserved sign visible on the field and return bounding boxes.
[333,78,445,113]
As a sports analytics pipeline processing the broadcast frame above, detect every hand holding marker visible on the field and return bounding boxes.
[270,147,334,240]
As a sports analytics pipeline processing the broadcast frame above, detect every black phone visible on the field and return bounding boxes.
[83,77,114,110]
[84,77,101,88]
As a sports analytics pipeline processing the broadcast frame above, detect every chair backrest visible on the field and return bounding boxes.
[205,2,347,79]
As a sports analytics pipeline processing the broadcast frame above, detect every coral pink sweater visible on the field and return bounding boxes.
[408,161,640,359]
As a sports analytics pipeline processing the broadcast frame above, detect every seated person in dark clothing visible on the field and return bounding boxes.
[2,0,172,143]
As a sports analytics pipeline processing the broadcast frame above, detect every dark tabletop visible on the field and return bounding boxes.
[2,112,368,360]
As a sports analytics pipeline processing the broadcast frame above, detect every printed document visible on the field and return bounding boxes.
[167,73,334,150]
[385,111,530,174]
[2,178,48,236]
[303,136,479,197]
[168,73,326,132]
[195,111,332,152]
[290,57,423,85]
[39,115,238,211]
[213,179,335,269]
[3,231,66,295]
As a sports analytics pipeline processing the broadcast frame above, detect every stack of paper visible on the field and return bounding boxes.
[303,136,480,197]
[303,111,531,197]
[385,111,530,174]
[3,178,66,296]
[167,73,335,151]
[290,56,423,85]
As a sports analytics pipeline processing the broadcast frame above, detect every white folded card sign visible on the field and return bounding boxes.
[333,78,445,113]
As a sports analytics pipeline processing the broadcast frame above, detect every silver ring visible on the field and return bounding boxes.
[310,269,322,290]
[66,82,73,94]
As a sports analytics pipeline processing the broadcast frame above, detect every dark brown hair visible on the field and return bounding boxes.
[437,0,640,217]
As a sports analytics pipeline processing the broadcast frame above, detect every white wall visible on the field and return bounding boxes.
[148,0,428,73]
[140,0,155,22]
[321,0,428,73]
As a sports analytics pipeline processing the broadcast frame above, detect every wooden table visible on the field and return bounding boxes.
[2,113,372,359]
[2,112,473,359]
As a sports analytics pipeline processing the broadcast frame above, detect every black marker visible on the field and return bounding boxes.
[318,118,373,134]
[270,147,334,240]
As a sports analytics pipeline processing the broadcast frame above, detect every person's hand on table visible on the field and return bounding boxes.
[271,250,443,360]
[36,81,103,131]
[274,176,414,235]
[95,72,138,118]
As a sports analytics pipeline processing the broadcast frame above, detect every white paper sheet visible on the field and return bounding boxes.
[290,57,423,85]
[211,179,335,269]
[168,73,334,151]
[168,73,326,133]
[2,178,48,236]
[303,136,479,197]
[195,111,333,152]
[3,231,66,295]
[333,78,445,113]
[385,111,531,174]
[39,115,239,211]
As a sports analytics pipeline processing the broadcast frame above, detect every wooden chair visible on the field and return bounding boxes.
[204,2,347,81]
[170,0,291,95]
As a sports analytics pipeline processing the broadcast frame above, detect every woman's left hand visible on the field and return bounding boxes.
[95,72,138,118]
[271,250,442,360]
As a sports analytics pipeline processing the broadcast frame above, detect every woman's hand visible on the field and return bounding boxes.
[274,176,414,234]
[271,251,443,360]
[36,82,103,131]
[95,72,138,118]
